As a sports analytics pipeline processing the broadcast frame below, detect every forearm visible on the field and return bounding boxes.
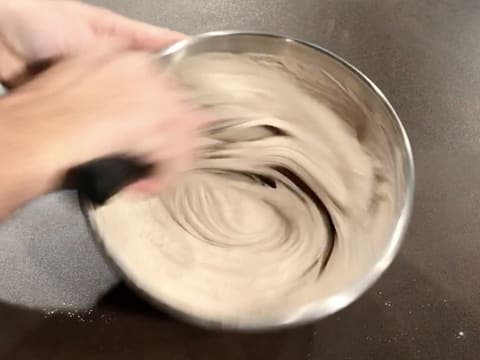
[0,94,62,220]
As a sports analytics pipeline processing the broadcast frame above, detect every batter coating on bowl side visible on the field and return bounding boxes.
[93,53,396,324]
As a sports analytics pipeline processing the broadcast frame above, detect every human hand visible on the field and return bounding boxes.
[0,0,184,84]
[2,43,207,197]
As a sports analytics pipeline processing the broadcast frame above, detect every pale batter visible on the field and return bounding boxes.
[93,53,396,324]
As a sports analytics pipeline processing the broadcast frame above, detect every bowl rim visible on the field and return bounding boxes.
[84,30,415,330]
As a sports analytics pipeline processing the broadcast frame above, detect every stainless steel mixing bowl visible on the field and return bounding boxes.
[83,31,414,330]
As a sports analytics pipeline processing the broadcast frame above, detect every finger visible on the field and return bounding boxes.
[125,178,163,195]
[87,7,186,51]
[155,74,215,129]
[123,135,199,197]
[158,130,196,187]
[3,58,56,90]
[129,125,196,195]
[0,38,26,87]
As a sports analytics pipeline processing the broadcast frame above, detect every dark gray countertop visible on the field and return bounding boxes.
[1,0,479,358]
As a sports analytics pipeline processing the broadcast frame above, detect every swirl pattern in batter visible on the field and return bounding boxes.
[94,53,395,324]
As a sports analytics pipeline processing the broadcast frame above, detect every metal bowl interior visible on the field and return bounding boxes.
[83,31,414,330]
